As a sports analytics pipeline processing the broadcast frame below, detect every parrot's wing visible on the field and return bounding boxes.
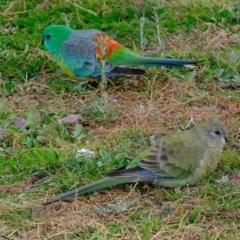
[60,29,106,77]
[139,130,205,179]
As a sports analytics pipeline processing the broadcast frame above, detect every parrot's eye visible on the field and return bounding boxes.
[45,34,51,39]
[215,130,221,135]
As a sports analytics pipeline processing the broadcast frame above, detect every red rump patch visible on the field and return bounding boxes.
[94,33,123,59]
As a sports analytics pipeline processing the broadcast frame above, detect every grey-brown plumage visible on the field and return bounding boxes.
[43,119,228,205]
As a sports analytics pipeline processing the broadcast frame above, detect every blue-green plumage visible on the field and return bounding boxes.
[42,25,199,80]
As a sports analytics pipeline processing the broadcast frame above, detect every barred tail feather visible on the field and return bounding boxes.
[42,177,131,206]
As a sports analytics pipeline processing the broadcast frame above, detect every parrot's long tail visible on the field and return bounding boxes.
[132,57,199,67]
[42,167,157,206]
[42,177,132,206]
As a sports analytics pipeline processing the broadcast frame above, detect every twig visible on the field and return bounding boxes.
[218,82,240,89]
[66,0,97,16]
[139,16,148,55]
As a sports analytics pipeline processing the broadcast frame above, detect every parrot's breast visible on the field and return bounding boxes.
[57,56,77,79]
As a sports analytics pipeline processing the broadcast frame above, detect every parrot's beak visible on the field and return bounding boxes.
[224,133,229,142]
[41,36,45,45]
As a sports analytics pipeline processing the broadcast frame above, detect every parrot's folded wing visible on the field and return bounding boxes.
[60,30,101,77]
[139,131,205,179]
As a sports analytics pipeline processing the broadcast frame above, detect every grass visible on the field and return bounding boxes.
[0,0,240,239]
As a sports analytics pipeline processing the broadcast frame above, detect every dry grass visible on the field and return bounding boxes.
[1,0,240,239]
[1,74,240,239]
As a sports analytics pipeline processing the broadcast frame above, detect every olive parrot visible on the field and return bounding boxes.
[43,119,228,205]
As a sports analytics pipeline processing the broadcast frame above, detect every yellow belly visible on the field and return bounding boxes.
[58,57,77,79]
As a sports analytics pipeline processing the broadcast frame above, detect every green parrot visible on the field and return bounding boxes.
[43,119,228,205]
[41,25,199,80]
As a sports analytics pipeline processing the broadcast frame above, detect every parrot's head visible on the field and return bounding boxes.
[42,25,73,55]
[197,119,228,149]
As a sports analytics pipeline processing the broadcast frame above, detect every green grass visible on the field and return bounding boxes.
[1,0,240,239]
